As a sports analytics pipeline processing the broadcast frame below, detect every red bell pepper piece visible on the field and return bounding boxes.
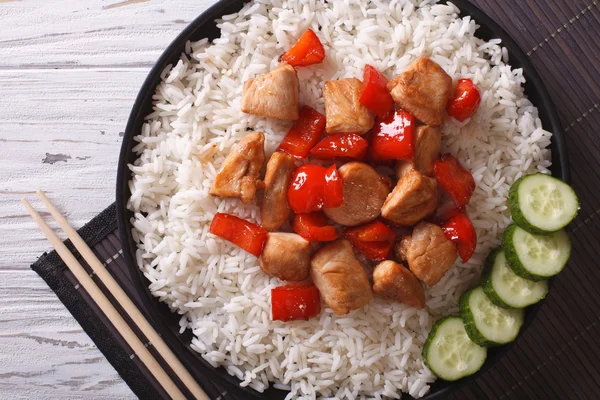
[446,78,481,122]
[359,65,395,119]
[309,133,368,160]
[280,29,326,67]
[293,212,338,242]
[433,154,476,208]
[209,213,268,257]
[288,164,325,213]
[344,220,396,261]
[324,164,343,208]
[442,212,477,263]
[271,284,322,321]
[369,109,415,161]
[287,164,343,213]
[278,106,326,159]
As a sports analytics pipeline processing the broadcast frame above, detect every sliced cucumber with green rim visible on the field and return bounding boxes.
[509,173,579,234]
[459,286,525,347]
[482,248,548,309]
[422,316,487,381]
[503,224,571,281]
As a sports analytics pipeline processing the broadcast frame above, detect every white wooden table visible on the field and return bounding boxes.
[0,1,214,398]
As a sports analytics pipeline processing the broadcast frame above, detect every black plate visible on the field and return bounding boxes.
[116,1,569,398]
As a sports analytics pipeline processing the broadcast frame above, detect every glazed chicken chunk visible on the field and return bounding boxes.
[382,164,438,226]
[413,125,441,176]
[259,233,311,282]
[323,78,375,135]
[324,162,391,226]
[209,131,266,203]
[372,260,425,309]
[387,57,453,125]
[260,152,295,231]
[310,239,373,315]
[241,62,300,121]
[399,221,458,286]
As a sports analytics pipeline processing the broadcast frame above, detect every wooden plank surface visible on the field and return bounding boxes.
[1,1,598,399]
[0,1,213,398]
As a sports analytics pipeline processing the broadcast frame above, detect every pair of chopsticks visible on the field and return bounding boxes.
[22,191,208,400]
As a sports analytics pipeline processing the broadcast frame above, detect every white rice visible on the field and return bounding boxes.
[127,0,552,398]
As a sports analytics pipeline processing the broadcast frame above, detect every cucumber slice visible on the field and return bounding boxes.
[459,286,525,347]
[482,248,548,308]
[422,316,487,381]
[503,224,571,281]
[509,173,579,234]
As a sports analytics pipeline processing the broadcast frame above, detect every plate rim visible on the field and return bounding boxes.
[116,0,569,398]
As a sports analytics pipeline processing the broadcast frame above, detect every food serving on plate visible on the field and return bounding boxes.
[127,0,579,398]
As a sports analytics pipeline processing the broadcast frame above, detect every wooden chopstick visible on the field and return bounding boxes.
[22,198,186,400]
[32,191,209,400]
[24,192,209,400]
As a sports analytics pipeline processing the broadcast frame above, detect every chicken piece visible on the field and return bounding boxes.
[209,131,266,203]
[387,57,453,125]
[259,233,311,281]
[261,152,295,231]
[413,125,441,176]
[324,162,391,226]
[310,239,373,315]
[399,221,458,286]
[372,260,425,309]
[323,78,374,135]
[381,165,438,226]
[241,62,300,121]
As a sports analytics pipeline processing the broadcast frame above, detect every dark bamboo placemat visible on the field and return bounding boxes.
[31,0,600,399]
[449,1,600,399]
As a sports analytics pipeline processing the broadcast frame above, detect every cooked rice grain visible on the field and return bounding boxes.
[128,0,552,398]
